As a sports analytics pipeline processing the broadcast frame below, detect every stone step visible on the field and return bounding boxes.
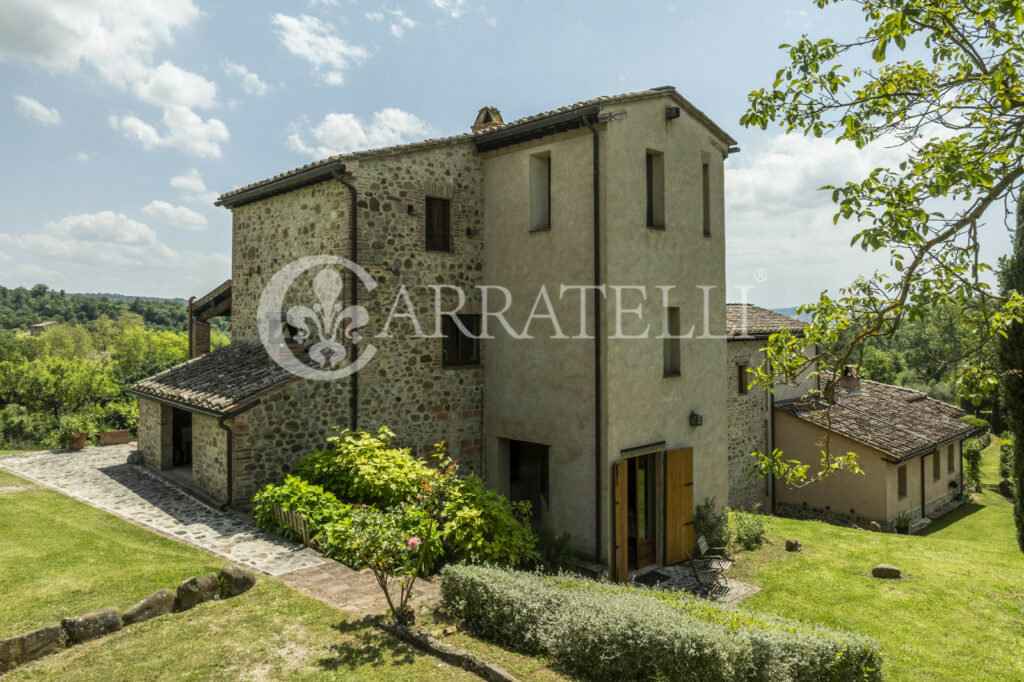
[909,517,932,534]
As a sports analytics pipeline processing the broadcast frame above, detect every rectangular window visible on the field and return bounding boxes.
[425,197,451,251]
[898,464,907,498]
[441,314,480,367]
[646,151,665,228]
[947,444,955,473]
[933,450,941,480]
[702,162,711,237]
[530,153,551,231]
[738,364,749,394]
[663,306,680,376]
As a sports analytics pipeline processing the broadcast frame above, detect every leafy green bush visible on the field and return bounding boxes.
[529,529,578,574]
[999,439,1014,480]
[0,404,49,449]
[441,565,882,682]
[442,474,537,566]
[51,412,97,448]
[97,399,139,433]
[294,427,430,507]
[319,504,444,576]
[728,507,771,551]
[252,475,353,542]
[963,440,983,491]
[694,497,728,548]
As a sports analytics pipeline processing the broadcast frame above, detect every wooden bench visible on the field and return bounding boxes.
[270,504,312,547]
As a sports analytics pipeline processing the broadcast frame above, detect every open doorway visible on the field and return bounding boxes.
[627,453,656,570]
[167,408,193,488]
[507,439,549,529]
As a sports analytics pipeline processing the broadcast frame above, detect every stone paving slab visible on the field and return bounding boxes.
[0,444,325,576]
[278,559,441,617]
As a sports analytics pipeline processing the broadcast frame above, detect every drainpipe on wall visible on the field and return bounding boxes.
[581,112,603,562]
[218,399,263,511]
[333,168,359,431]
[920,453,926,519]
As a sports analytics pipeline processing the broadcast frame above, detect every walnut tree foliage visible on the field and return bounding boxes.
[741,0,1024,485]
[997,200,1024,550]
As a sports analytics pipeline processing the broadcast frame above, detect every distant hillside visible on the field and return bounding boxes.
[75,292,187,304]
[0,284,190,331]
[773,306,813,322]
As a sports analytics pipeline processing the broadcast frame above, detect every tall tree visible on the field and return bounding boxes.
[743,0,1024,485]
[998,201,1024,550]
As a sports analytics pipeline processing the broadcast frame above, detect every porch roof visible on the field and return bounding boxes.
[725,304,807,339]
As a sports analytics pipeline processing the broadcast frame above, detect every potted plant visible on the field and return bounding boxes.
[894,510,912,535]
[55,413,97,451]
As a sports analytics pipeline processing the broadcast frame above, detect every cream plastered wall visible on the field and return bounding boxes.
[774,410,890,522]
[481,127,602,557]
[600,95,730,564]
[886,440,961,520]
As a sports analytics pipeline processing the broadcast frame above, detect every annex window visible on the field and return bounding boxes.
[701,161,711,237]
[737,364,749,394]
[426,197,451,251]
[933,450,941,480]
[898,464,907,498]
[530,153,551,231]
[663,306,680,376]
[441,314,480,367]
[646,151,665,228]
[947,444,955,473]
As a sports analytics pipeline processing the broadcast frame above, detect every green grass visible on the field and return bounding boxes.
[0,469,29,487]
[8,580,475,681]
[733,440,1024,682]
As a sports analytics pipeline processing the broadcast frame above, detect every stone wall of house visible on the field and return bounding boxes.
[226,140,486,490]
[137,398,171,470]
[775,501,881,530]
[192,414,228,503]
[726,340,769,509]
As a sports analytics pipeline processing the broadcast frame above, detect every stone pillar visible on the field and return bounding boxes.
[189,321,211,359]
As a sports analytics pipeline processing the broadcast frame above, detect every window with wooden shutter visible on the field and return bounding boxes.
[425,197,451,251]
[441,314,480,367]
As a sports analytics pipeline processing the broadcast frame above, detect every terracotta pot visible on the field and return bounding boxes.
[100,429,130,446]
[69,434,87,451]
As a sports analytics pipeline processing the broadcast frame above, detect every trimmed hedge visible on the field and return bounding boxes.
[440,565,882,682]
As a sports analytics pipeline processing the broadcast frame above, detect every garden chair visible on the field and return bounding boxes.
[686,550,728,599]
[697,535,732,572]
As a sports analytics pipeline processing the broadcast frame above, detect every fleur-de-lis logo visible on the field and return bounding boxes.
[258,255,377,381]
[285,267,370,368]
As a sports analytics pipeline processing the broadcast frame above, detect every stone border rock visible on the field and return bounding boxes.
[0,565,256,674]
[378,620,519,682]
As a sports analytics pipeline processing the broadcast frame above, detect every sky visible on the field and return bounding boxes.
[0,0,1014,308]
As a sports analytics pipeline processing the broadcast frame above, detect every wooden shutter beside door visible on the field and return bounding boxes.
[613,459,629,583]
[664,447,694,565]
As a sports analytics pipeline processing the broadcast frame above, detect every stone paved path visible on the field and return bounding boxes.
[278,559,440,618]
[0,444,325,576]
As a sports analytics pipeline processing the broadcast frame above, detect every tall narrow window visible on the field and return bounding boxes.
[426,197,451,251]
[737,364,749,394]
[530,153,551,231]
[933,450,941,480]
[702,161,711,237]
[898,465,907,498]
[441,314,480,367]
[663,306,680,376]
[646,151,665,228]
[947,444,955,472]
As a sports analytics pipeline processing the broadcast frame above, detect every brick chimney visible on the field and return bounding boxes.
[839,365,861,392]
[471,106,503,133]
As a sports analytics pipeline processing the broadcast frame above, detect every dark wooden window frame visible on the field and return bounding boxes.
[947,444,955,473]
[702,162,711,237]
[442,314,480,367]
[898,464,908,498]
[426,196,452,252]
[738,364,749,394]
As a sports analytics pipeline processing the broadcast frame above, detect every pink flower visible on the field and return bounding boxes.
[407,536,422,549]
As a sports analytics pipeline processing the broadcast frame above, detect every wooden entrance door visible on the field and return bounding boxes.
[612,453,657,582]
[664,447,694,565]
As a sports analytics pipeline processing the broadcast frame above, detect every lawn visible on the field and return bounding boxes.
[732,440,1024,682]
[0,469,29,487]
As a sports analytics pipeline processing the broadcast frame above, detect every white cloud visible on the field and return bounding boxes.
[71,151,90,162]
[223,60,268,96]
[388,9,416,37]
[288,108,432,158]
[485,17,497,27]
[111,107,229,158]
[12,95,61,125]
[725,134,905,306]
[0,1,228,158]
[170,168,218,204]
[432,0,468,18]
[142,200,207,230]
[365,12,384,21]
[272,14,369,86]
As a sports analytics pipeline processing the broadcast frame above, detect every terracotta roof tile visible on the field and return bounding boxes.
[130,342,299,415]
[775,373,974,460]
[726,304,807,338]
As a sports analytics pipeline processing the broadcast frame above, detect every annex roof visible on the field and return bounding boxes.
[726,304,808,338]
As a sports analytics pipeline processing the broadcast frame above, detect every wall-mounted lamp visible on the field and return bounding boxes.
[689,411,703,427]
[666,106,681,120]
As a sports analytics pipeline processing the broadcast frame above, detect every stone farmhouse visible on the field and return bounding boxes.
[131,85,740,581]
